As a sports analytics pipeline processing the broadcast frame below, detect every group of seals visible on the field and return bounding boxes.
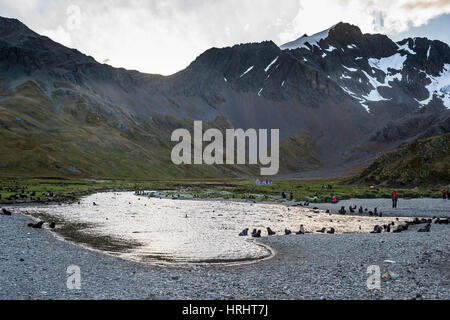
[339,206,382,217]
[371,217,448,234]
[239,224,336,237]
[316,227,335,234]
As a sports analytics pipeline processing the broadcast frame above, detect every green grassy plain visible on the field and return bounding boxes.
[0,176,442,205]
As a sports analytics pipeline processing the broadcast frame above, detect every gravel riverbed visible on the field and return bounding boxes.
[0,207,449,300]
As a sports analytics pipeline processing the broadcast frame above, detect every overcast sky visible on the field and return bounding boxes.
[1,0,449,75]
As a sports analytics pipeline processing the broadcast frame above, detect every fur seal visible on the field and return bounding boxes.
[1,208,12,216]
[267,227,276,236]
[296,225,305,235]
[239,228,249,236]
[252,230,261,238]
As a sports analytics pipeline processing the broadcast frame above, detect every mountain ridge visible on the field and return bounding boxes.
[0,17,448,180]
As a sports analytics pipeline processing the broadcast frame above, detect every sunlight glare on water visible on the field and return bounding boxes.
[16,192,411,264]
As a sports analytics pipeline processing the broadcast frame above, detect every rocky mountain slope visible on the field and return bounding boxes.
[353,133,450,186]
[0,17,448,179]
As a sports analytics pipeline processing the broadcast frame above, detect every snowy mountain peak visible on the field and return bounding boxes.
[279,22,362,51]
[280,24,338,50]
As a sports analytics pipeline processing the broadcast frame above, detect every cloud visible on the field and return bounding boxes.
[403,0,450,10]
[0,0,448,75]
[282,0,450,42]
[41,25,72,47]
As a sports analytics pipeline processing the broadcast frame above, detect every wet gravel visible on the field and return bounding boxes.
[0,208,449,300]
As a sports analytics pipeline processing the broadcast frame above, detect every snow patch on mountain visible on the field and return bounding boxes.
[363,88,389,102]
[368,53,406,74]
[280,25,336,50]
[265,57,279,72]
[325,45,337,52]
[341,86,370,112]
[397,42,416,55]
[417,63,450,108]
[343,65,357,72]
[240,66,254,78]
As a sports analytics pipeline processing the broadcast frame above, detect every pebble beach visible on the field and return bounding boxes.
[1,197,449,300]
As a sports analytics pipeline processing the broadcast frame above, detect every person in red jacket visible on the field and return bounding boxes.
[443,189,448,200]
[392,190,399,208]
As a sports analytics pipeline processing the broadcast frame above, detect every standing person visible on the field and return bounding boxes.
[289,191,294,201]
[443,189,448,200]
[392,190,399,208]
[281,192,286,199]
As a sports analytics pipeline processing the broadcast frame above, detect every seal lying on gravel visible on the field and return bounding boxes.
[1,208,12,216]
[327,228,335,234]
[316,227,326,233]
[285,228,292,235]
[27,221,45,229]
[418,224,431,232]
[371,225,382,233]
[435,218,449,224]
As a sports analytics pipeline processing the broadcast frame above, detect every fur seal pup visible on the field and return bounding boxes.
[267,227,276,236]
[370,225,382,233]
[252,230,261,238]
[239,228,249,236]
[296,225,305,235]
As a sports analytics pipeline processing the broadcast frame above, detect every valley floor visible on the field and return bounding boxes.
[1,210,449,300]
